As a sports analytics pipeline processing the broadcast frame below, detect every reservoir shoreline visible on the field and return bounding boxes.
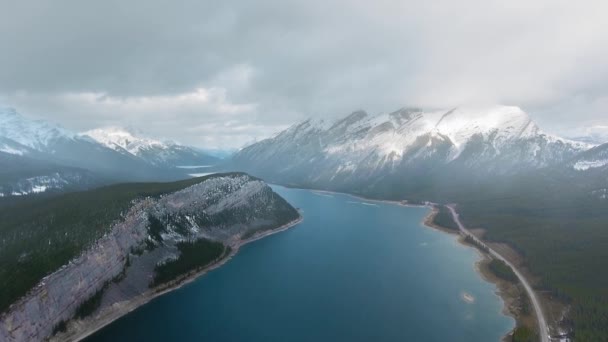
[293,186,532,342]
[63,184,524,342]
[53,215,303,342]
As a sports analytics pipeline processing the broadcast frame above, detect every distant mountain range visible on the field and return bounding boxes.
[4,104,605,200]
[0,151,99,197]
[81,127,219,167]
[0,107,218,196]
[230,105,604,198]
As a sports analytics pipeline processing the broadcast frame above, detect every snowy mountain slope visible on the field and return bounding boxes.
[81,127,219,167]
[0,136,35,156]
[570,143,608,172]
[0,107,76,150]
[81,127,161,155]
[554,143,608,200]
[0,107,189,190]
[320,106,542,159]
[230,105,590,193]
[0,152,101,197]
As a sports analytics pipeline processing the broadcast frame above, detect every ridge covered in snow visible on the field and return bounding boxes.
[81,126,218,167]
[283,106,586,159]
[0,107,217,197]
[0,107,75,151]
[574,159,608,171]
[81,126,170,156]
[570,143,608,171]
[232,105,592,188]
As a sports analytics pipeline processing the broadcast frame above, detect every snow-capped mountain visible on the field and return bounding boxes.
[571,144,608,172]
[81,127,219,167]
[230,106,590,195]
[0,107,195,196]
[0,107,76,153]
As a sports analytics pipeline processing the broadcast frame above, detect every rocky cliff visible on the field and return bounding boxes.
[0,174,299,342]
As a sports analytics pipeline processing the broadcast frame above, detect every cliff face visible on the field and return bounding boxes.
[0,174,299,342]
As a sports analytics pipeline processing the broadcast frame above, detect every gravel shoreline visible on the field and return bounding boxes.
[59,185,528,342]
[291,185,524,342]
[52,215,303,342]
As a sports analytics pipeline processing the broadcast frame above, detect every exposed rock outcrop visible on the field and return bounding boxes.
[0,174,299,342]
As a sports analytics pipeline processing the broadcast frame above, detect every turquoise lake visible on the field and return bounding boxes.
[86,186,514,341]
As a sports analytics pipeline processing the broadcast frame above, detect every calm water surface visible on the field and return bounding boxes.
[87,186,514,341]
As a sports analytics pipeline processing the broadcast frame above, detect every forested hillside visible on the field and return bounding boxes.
[0,175,211,313]
[0,173,300,342]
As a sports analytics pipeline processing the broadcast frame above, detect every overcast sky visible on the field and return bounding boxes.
[1,0,607,148]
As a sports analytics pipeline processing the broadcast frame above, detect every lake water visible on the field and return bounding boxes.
[87,186,514,342]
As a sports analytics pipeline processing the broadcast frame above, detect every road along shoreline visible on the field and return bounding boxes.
[285,185,545,342]
[446,205,549,342]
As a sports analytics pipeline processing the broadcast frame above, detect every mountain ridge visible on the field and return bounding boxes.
[80,127,219,167]
[228,105,608,340]
[0,107,218,196]
[0,173,300,342]
[231,105,590,194]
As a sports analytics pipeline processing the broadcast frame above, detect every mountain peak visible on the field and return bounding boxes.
[0,107,74,150]
[302,105,541,150]
[234,104,587,180]
[328,110,368,131]
[84,126,141,142]
[81,126,218,166]
[433,105,537,147]
[81,126,168,155]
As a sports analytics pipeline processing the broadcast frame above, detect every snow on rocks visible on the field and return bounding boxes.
[81,127,168,156]
[574,159,608,171]
[0,107,75,151]
[232,105,589,185]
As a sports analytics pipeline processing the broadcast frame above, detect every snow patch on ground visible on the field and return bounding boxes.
[0,144,25,155]
[1,173,72,196]
[573,159,608,171]
[189,172,214,177]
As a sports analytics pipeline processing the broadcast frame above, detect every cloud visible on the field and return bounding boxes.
[1,0,607,147]
[2,87,284,149]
